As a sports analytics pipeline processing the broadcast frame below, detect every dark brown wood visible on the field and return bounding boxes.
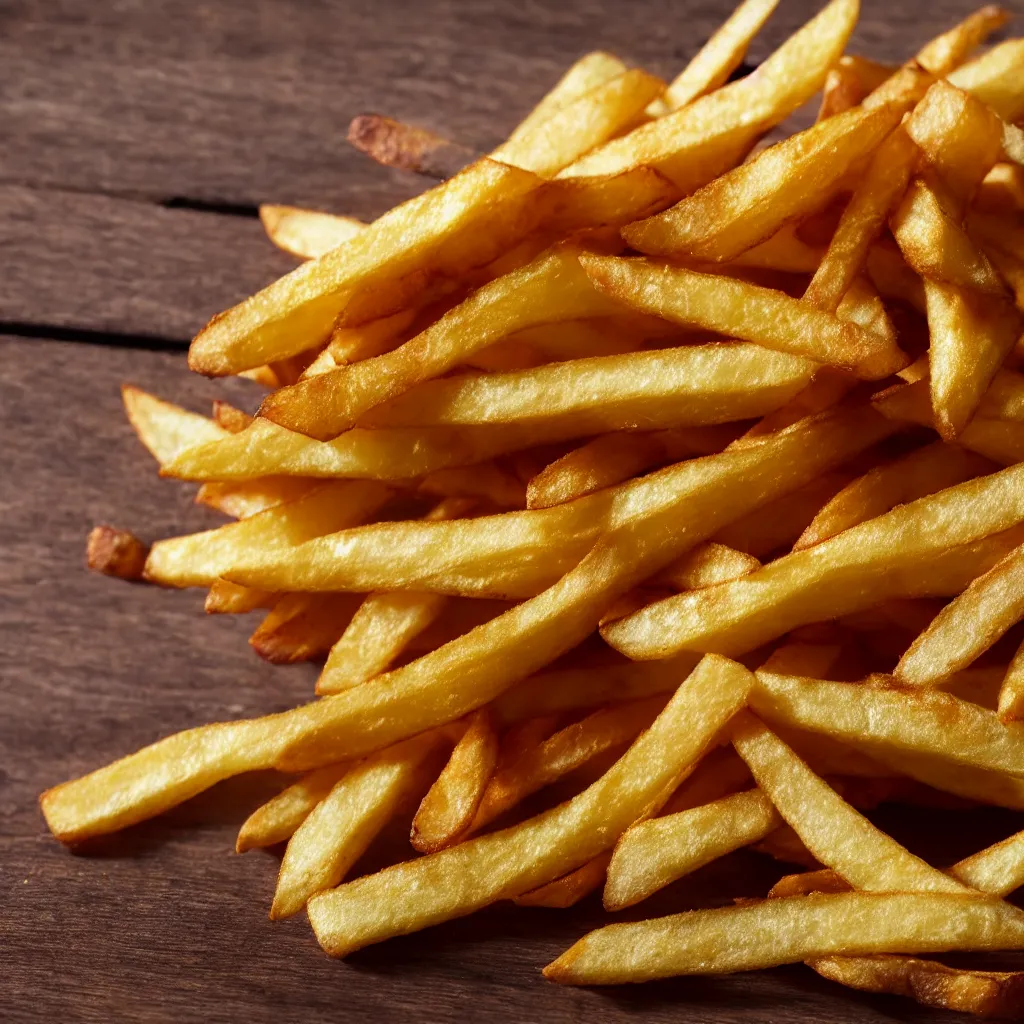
[4,1,1024,1020]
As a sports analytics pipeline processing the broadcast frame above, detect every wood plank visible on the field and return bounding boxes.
[0,185,300,339]
[2,335,1015,1022]
[0,0,999,209]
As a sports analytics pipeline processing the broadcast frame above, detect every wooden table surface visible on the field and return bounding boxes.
[4,1,1022,1020]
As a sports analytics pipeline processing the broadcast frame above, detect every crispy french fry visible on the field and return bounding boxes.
[236,764,349,853]
[892,179,1005,295]
[976,163,1024,215]
[492,69,666,177]
[40,404,895,842]
[514,852,612,909]
[346,115,478,180]
[949,39,1024,122]
[915,5,1010,75]
[742,369,858,439]
[581,256,907,379]
[122,385,227,468]
[188,159,547,376]
[545,892,1024,984]
[796,442,996,550]
[86,526,149,581]
[896,541,1024,685]
[753,672,1024,778]
[305,655,752,955]
[998,641,1024,722]
[603,789,779,911]
[656,542,760,591]
[194,477,320,520]
[204,578,275,615]
[760,643,843,678]
[210,400,252,433]
[250,593,363,665]
[604,462,1024,660]
[817,55,894,121]
[411,710,499,854]
[559,0,858,188]
[144,481,392,589]
[732,714,970,893]
[271,732,441,919]
[258,205,366,260]
[663,0,780,110]
[470,697,667,834]
[924,280,1021,441]
[624,103,904,263]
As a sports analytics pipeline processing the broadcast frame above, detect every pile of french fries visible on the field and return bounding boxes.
[46,0,1024,1014]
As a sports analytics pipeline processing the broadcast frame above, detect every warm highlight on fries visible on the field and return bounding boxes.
[48,2,1024,1017]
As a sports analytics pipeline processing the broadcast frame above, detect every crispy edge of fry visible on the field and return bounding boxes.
[85,526,149,581]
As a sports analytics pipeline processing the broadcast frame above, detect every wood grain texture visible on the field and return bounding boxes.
[4,0,1024,1020]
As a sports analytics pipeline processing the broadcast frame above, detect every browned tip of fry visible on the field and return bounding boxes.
[211,400,253,434]
[347,114,478,179]
[86,526,150,581]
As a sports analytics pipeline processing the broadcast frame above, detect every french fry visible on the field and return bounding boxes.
[817,55,894,121]
[514,852,612,909]
[122,385,227,468]
[753,672,1024,778]
[305,655,752,955]
[346,115,479,180]
[525,427,733,509]
[236,764,349,853]
[656,542,760,591]
[924,281,1022,440]
[188,159,547,376]
[796,442,996,550]
[976,163,1024,215]
[896,541,1024,685]
[998,641,1024,722]
[624,103,904,264]
[544,892,1024,984]
[362,343,815,433]
[204,579,275,615]
[258,205,366,260]
[491,69,666,177]
[271,732,441,919]
[948,39,1024,122]
[194,477,320,520]
[604,461,1024,660]
[741,370,858,440]
[210,400,252,433]
[914,5,1010,76]
[410,710,498,854]
[603,789,779,911]
[759,643,843,678]
[892,179,1005,295]
[249,593,362,665]
[580,256,908,380]
[663,0,780,110]
[143,481,392,589]
[559,0,858,188]
[732,713,970,893]
[470,697,667,834]
[86,526,149,581]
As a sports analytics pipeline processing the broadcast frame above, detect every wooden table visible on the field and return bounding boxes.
[3,2,1020,1020]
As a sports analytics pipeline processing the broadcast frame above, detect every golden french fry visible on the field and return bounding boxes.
[559,0,858,188]
[732,713,970,893]
[236,764,349,853]
[189,159,547,376]
[759,643,843,678]
[865,239,928,312]
[194,477,321,520]
[411,710,499,854]
[271,732,440,919]
[305,656,752,956]
[525,427,732,509]
[907,80,1005,216]
[204,579,276,615]
[925,280,1021,441]
[976,163,1024,215]
[41,404,894,843]
[915,5,1010,75]
[144,481,391,588]
[346,115,478,179]
[122,385,227,468]
[663,0,780,110]
[85,526,149,581]
[210,400,252,433]
[742,369,858,440]
[998,641,1024,722]
[604,461,1024,660]
[796,442,996,550]
[603,789,778,911]
[769,867,849,898]
[514,852,612,909]
[892,179,1005,295]
[656,542,760,591]
[580,256,907,379]
[624,103,904,263]
[492,69,666,177]
[817,55,894,121]
[949,39,1024,122]
[250,593,363,665]
[896,541,1024,685]
[544,892,1024,984]
[470,697,666,834]
[258,205,366,260]
[753,672,1024,778]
